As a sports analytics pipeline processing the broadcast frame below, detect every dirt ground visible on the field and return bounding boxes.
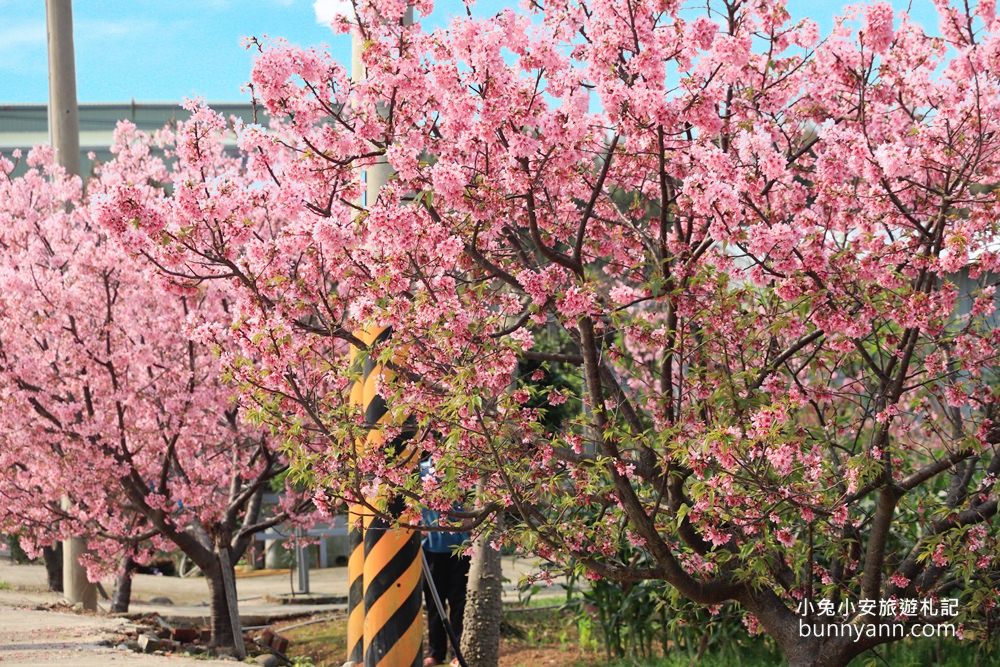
[275,606,596,667]
[0,596,211,666]
[0,557,569,665]
[498,646,591,667]
[0,597,593,667]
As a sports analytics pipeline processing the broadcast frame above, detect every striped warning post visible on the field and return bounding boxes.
[348,326,423,667]
[363,497,423,667]
[346,335,370,666]
[346,505,366,664]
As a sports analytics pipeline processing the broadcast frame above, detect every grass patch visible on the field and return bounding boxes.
[852,637,1000,667]
[0,580,11,591]
[276,613,348,667]
[500,605,591,667]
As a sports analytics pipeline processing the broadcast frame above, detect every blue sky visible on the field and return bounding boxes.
[0,0,941,104]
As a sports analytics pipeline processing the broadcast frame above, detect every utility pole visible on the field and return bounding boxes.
[47,0,96,611]
[46,0,81,176]
[295,527,310,594]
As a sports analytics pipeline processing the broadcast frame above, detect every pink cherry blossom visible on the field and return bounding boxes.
[68,0,1000,661]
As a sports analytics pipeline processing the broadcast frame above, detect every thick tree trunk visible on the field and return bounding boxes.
[785,649,850,667]
[110,555,136,613]
[745,590,855,667]
[41,544,63,592]
[460,510,503,667]
[776,626,859,667]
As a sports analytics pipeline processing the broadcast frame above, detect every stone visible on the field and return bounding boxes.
[148,596,174,605]
[171,627,200,642]
[254,654,281,667]
[137,634,161,653]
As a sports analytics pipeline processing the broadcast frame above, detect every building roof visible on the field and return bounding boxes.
[0,101,257,176]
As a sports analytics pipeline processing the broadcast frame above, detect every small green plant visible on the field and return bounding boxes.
[576,614,598,652]
[0,580,11,590]
[562,545,781,664]
[853,635,1000,667]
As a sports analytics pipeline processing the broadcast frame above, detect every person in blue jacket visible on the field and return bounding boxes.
[420,459,470,667]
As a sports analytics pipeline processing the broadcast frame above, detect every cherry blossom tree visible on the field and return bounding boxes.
[92,0,999,664]
[0,144,311,647]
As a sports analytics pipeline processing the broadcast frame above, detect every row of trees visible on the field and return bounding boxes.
[2,0,999,665]
[0,140,312,646]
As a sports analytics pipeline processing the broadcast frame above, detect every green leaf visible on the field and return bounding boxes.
[676,503,689,527]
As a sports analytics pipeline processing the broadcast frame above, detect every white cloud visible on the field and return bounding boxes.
[0,18,158,74]
[0,21,46,52]
[0,22,46,73]
[0,18,154,52]
[313,0,353,25]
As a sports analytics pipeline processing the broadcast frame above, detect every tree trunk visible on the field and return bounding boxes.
[460,509,503,667]
[205,563,236,648]
[746,592,854,667]
[780,634,853,667]
[110,555,136,613]
[41,544,63,592]
[785,652,850,667]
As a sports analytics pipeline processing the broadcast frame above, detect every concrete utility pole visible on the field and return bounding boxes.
[350,20,397,207]
[46,0,81,176]
[47,0,96,611]
[294,527,310,594]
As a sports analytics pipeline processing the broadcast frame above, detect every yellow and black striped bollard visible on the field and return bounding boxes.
[348,327,423,667]
[346,330,372,666]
